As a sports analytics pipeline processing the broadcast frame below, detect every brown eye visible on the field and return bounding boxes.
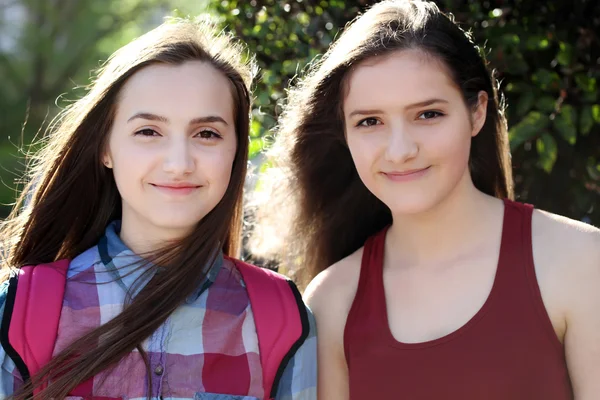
[418,111,444,120]
[134,128,159,137]
[196,129,222,139]
[357,117,381,127]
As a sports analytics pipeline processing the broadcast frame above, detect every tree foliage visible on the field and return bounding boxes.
[445,0,600,224]
[0,0,204,216]
[0,0,598,225]
[208,0,600,224]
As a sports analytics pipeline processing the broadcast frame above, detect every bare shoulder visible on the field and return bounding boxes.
[303,250,363,398]
[532,209,600,311]
[304,247,364,316]
[532,209,600,269]
[532,210,600,394]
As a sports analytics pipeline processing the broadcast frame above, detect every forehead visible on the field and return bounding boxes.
[343,50,460,110]
[116,61,235,120]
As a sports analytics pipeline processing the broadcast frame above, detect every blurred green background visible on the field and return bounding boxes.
[0,0,599,224]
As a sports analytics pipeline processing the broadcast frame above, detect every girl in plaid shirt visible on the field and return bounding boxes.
[0,18,316,400]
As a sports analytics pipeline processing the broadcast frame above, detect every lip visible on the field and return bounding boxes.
[381,166,431,182]
[150,182,202,195]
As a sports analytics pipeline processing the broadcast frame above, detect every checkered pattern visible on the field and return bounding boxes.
[0,222,317,399]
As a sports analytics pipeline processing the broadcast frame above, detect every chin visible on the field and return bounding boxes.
[388,203,435,216]
[380,193,444,216]
[149,212,205,234]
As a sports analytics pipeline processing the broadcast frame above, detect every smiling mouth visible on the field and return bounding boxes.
[382,166,431,181]
[150,183,202,195]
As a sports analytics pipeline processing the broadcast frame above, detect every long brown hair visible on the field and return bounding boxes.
[250,0,513,284]
[0,17,254,399]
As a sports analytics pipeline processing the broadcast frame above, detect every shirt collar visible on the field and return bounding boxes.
[97,220,223,300]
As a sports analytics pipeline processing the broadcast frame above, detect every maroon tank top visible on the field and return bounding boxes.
[344,199,573,399]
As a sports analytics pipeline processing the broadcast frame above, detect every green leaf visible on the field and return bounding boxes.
[592,105,600,123]
[580,106,595,136]
[297,12,310,25]
[259,159,273,174]
[525,35,550,50]
[250,119,262,138]
[554,105,577,145]
[282,59,298,75]
[256,9,268,24]
[501,33,520,46]
[584,90,598,102]
[257,91,270,106]
[587,163,600,181]
[505,82,531,93]
[536,96,556,113]
[509,111,549,150]
[489,8,503,18]
[532,69,560,91]
[249,137,264,159]
[536,133,557,173]
[516,92,535,117]
[557,42,574,67]
[575,74,597,93]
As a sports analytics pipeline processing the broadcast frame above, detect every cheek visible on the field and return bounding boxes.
[200,142,237,185]
[426,118,473,166]
[110,144,153,183]
[346,134,380,176]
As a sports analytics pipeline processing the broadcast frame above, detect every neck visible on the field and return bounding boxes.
[387,174,503,268]
[119,212,192,256]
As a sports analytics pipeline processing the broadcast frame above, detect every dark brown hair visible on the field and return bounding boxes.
[0,17,254,399]
[250,0,513,285]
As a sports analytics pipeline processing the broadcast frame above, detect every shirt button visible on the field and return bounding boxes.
[154,365,164,376]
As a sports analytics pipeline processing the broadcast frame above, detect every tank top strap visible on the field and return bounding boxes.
[344,226,390,358]
[358,226,388,294]
[494,199,534,288]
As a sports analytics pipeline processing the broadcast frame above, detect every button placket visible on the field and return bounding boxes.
[147,324,167,398]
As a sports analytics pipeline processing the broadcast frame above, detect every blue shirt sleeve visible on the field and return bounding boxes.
[274,306,317,400]
[0,278,20,397]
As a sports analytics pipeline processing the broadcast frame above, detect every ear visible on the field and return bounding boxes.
[471,90,488,137]
[102,153,113,169]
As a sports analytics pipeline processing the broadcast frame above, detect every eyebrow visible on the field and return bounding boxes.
[127,112,229,126]
[405,98,449,109]
[347,109,385,118]
[347,98,449,118]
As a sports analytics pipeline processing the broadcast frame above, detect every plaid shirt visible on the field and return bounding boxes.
[0,222,317,399]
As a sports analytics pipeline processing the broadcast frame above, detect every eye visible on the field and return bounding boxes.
[196,129,222,139]
[418,111,445,120]
[134,128,160,137]
[356,117,381,127]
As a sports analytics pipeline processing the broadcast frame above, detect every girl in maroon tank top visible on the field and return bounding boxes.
[252,0,600,399]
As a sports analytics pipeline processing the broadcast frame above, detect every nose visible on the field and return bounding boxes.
[162,137,195,175]
[384,123,418,164]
